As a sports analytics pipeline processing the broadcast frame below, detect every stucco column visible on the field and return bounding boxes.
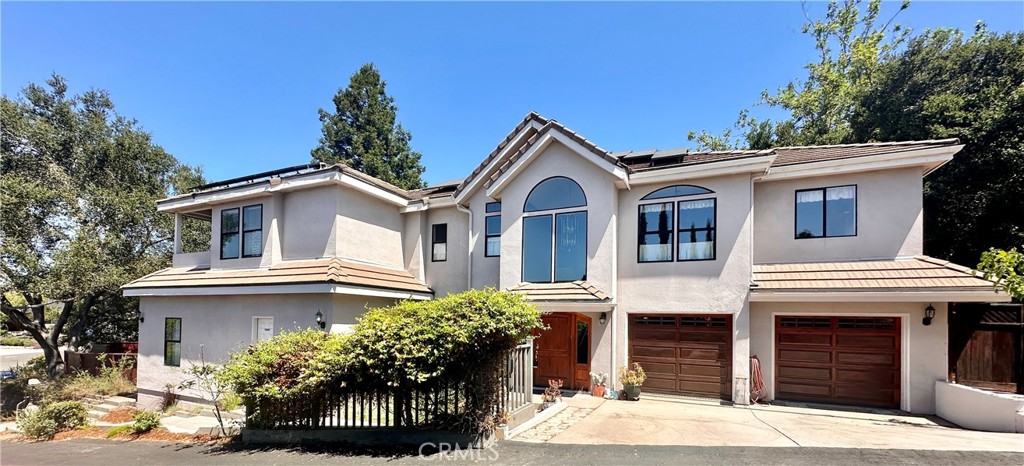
[733,300,752,405]
[173,212,183,254]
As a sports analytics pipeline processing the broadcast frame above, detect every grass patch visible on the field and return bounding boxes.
[0,335,33,347]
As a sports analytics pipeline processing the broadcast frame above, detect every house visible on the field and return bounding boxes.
[124,112,1010,413]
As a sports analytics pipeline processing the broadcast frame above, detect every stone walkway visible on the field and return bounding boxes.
[514,406,595,442]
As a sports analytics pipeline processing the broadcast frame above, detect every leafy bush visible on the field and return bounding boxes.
[17,401,88,440]
[220,391,242,412]
[127,410,161,434]
[0,335,34,347]
[44,357,135,403]
[220,288,542,434]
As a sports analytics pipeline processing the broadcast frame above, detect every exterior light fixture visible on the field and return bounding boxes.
[923,304,936,326]
[599,312,607,325]
[137,311,144,323]
[315,309,325,330]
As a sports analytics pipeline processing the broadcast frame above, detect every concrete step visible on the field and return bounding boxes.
[91,403,120,414]
[105,395,136,405]
[86,409,107,420]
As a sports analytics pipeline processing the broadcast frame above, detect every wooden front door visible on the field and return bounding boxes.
[534,313,592,390]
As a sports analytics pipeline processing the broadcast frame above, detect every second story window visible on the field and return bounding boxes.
[242,205,263,257]
[638,185,716,263]
[522,177,587,283]
[796,185,857,239]
[485,214,501,257]
[432,223,447,262]
[220,208,240,260]
[220,204,262,260]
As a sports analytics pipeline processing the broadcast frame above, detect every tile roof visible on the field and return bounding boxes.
[507,281,610,302]
[751,256,995,292]
[770,139,961,167]
[123,258,433,294]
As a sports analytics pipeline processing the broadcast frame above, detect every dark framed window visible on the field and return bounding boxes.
[431,223,447,262]
[795,185,857,239]
[485,215,501,257]
[219,208,240,260]
[641,184,714,200]
[638,202,674,262]
[164,318,181,367]
[523,177,586,212]
[677,198,716,261]
[486,202,502,213]
[522,211,588,283]
[242,204,263,258]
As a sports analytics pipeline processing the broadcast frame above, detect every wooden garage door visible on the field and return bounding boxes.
[775,316,900,408]
[630,314,732,399]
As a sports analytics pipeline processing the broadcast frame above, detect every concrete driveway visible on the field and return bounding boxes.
[545,396,1024,452]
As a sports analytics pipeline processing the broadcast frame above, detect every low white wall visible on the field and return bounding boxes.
[936,381,1024,433]
[172,251,211,269]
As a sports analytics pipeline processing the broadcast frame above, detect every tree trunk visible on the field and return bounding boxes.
[68,295,98,350]
[1,296,78,379]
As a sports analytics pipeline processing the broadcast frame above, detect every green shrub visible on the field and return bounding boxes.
[43,356,135,404]
[17,401,88,440]
[0,335,33,347]
[131,410,161,433]
[219,391,242,412]
[220,288,542,434]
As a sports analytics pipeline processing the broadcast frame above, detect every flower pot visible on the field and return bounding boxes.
[623,384,642,401]
[592,385,606,398]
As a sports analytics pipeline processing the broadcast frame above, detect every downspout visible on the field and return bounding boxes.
[456,203,473,290]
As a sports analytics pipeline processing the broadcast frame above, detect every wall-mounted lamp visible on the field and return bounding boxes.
[599,312,607,325]
[137,311,144,324]
[923,304,936,326]
[315,309,326,330]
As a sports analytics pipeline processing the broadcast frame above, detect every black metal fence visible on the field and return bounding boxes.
[247,341,535,430]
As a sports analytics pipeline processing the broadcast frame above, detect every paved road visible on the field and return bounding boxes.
[1,439,1021,465]
[0,347,42,371]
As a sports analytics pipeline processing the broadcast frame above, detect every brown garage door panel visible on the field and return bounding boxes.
[630,314,733,399]
[775,315,901,409]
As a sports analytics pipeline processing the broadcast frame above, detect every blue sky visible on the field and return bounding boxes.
[3,2,1022,186]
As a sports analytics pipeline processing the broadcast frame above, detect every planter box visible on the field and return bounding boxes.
[936,381,1024,433]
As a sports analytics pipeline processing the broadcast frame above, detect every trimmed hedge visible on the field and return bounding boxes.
[219,288,541,434]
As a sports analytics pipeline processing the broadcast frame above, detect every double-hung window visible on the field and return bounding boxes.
[795,185,857,238]
[487,205,503,259]
[638,185,716,262]
[220,204,263,259]
[164,318,181,367]
[431,224,447,262]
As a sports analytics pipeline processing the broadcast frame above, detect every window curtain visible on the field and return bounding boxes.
[826,185,856,201]
[639,204,672,262]
[796,190,824,204]
[678,199,715,260]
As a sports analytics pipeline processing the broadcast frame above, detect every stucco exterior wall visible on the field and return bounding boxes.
[468,189,500,290]
[753,167,924,264]
[282,186,339,260]
[136,293,396,409]
[336,189,406,268]
[424,205,470,297]
[210,196,279,270]
[749,301,948,414]
[615,173,755,402]
[496,140,619,294]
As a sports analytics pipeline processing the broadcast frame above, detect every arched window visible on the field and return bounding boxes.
[638,185,716,263]
[524,177,587,212]
[640,184,713,200]
[522,177,588,283]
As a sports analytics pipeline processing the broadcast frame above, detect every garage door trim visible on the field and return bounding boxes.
[769,311,911,411]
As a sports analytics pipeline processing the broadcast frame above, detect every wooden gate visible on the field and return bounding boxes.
[949,303,1024,394]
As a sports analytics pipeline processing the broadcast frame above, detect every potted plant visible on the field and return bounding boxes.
[618,363,646,401]
[589,372,608,398]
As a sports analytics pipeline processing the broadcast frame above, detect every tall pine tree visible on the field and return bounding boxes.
[312,64,426,189]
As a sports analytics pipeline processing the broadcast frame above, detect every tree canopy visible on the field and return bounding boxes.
[1,74,205,377]
[686,0,1023,264]
[312,63,426,190]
